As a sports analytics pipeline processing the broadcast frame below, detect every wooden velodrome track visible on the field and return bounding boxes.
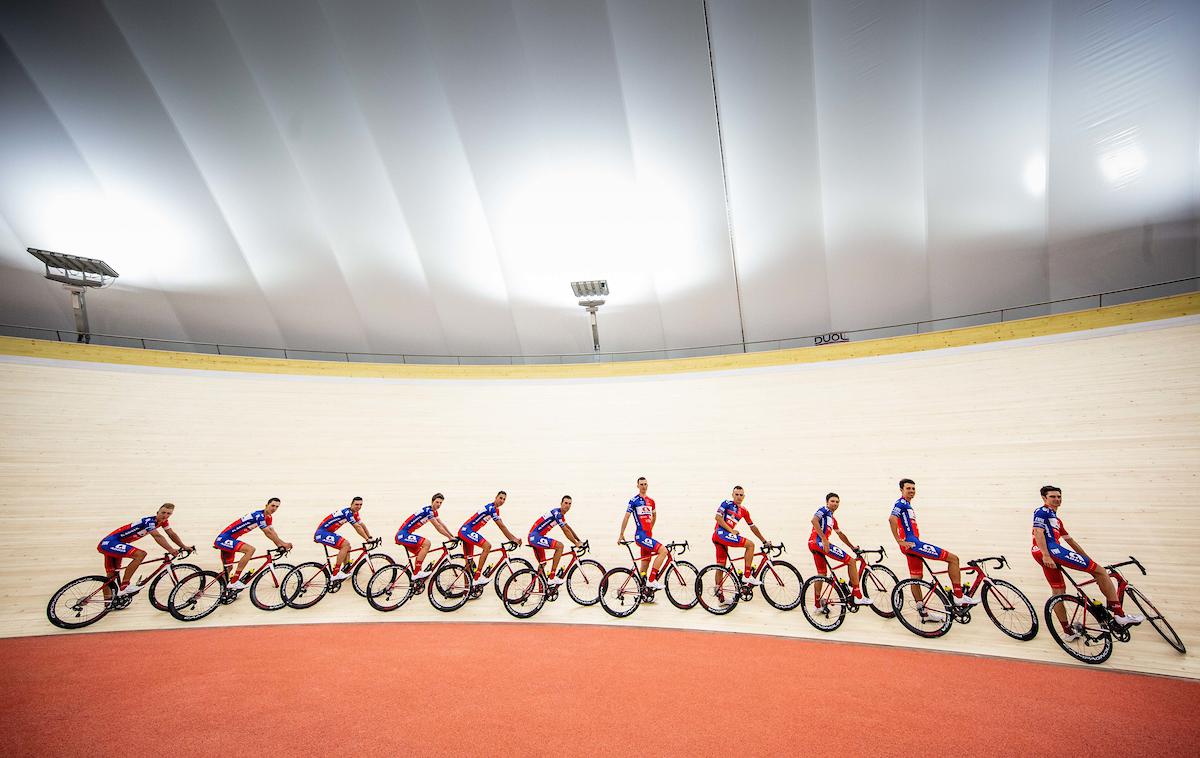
[0,293,1197,682]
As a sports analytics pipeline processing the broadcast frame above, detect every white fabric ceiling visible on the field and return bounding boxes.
[1,0,1197,356]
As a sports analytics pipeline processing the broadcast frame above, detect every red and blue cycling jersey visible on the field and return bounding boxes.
[714,500,753,532]
[461,502,503,533]
[1032,505,1068,549]
[530,507,567,537]
[105,516,164,543]
[218,509,272,541]
[399,506,435,535]
[890,498,920,540]
[809,505,837,545]
[319,507,361,533]
[1031,505,1096,574]
[627,495,655,534]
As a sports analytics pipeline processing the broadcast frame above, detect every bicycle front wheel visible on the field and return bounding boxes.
[429,564,472,612]
[664,560,698,609]
[493,557,535,599]
[502,568,547,619]
[599,567,642,618]
[47,575,114,630]
[168,570,225,622]
[759,560,803,611]
[982,578,1038,641]
[800,575,846,632]
[282,562,330,609]
[1045,594,1112,664]
[1125,586,1185,653]
[696,564,740,615]
[149,563,200,612]
[891,579,953,638]
[367,565,413,612]
[352,552,395,597]
[861,564,898,618]
[250,563,294,611]
[565,559,605,606]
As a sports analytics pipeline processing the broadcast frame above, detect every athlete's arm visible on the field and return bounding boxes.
[888,515,912,550]
[262,525,292,550]
[834,528,857,552]
[430,516,455,540]
[650,510,657,529]
[354,522,371,540]
[162,527,192,551]
[496,519,522,546]
[811,515,826,551]
[749,523,767,543]
[562,523,582,546]
[618,512,631,544]
[717,513,738,536]
[1033,529,1055,568]
[151,530,178,556]
[1063,534,1087,558]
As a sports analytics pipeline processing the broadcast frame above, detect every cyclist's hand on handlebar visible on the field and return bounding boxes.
[284,542,294,550]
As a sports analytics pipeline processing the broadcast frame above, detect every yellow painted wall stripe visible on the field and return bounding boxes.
[1,292,1196,379]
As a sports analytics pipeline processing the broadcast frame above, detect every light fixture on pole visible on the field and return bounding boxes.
[27,248,119,344]
[570,279,608,353]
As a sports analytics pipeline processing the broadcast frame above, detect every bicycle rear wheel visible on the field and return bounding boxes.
[759,560,803,611]
[351,552,395,597]
[664,560,698,609]
[168,570,225,622]
[800,575,846,632]
[429,564,472,612]
[599,567,642,618]
[1125,586,1185,653]
[249,563,294,611]
[47,575,114,629]
[367,565,413,612]
[982,578,1038,641]
[502,569,547,619]
[149,563,200,612]
[282,562,330,609]
[1045,594,1112,664]
[696,564,740,615]
[860,564,898,618]
[565,559,605,606]
[891,579,953,638]
[493,557,535,599]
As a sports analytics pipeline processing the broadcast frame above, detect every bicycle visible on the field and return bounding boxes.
[500,540,606,619]
[47,548,198,630]
[280,537,394,609]
[1045,556,1184,664]
[427,540,534,612]
[891,555,1038,640]
[365,538,461,612]
[598,540,698,617]
[695,542,803,615]
[798,547,900,631]
[167,547,294,621]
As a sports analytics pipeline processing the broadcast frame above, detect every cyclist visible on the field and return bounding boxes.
[458,491,523,587]
[97,502,194,598]
[396,492,457,580]
[215,497,293,591]
[315,496,373,584]
[618,476,669,590]
[889,478,979,610]
[712,486,767,586]
[528,495,583,586]
[809,492,871,605]
[1032,485,1143,632]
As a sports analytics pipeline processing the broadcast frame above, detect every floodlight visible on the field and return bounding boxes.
[27,248,119,343]
[570,280,609,354]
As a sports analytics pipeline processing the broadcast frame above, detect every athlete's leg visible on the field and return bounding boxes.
[741,539,756,577]
[905,552,923,604]
[231,542,256,582]
[945,551,963,595]
[549,540,565,579]
[473,538,493,581]
[334,541,351,577]
[121,548,147,590]
[414,538,431,573]
[649,543,669,581]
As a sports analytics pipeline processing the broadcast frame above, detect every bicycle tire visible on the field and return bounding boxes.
[47,575,114,630]
[891,578,953,638]
[493,557,535,599]
[759,560,803,611]
[565,559,605,606]
[168,570,225,622]
[800,575,846,632]
[367,564,413,612]
[1125,586,1185,653]
[696,564,740,615]
[282,562,330,609]
[982,578,1038,641]
[1045,594,1112,664]
[249,563,294,611]
[861,564,899,618]
[429,563,472,612]
[502,568,547,619]
[599,567,641,618]
[149,563,200,612]
[664,560,699,609]
[351,552,395,597]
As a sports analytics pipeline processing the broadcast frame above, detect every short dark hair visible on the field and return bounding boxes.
[825,492,839,502]
[899,479,915,490]
[266,497,281,505]
[561,495,572,503]
[732,485,743,492]
[432,493,444,502]
[496,490,507,497]
[637,477,646,484]
[351,496,363,503]
[1040,485,1061,497]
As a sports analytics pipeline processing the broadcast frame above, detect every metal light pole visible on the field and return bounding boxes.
[570,280,609,354]
[27,248,119,343]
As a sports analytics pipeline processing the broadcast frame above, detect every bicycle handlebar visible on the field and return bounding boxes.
[855,546,886,561]
[170,547,193,560]
[666,541,688,555]
[268,547,290,559]
[502,540,520,551]
[1105,556,1146,576]
[761,542,785,557]
[967,555,1007,571]
[363,537,382,550]
[442,538,461,549]
[575,539,590,556]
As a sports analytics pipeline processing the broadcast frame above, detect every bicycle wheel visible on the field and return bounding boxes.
[429,563,472,612]
[47,575,115,629]
[982,578,1038,641]
[168,570,225,622]
[502,568,547,619]
[860,564,899,618]
[800,575,846,632]
[1045,594,1112,664]
[599,567,642,618]
[249,563,294,611]
[493,557,535,599]
[1125,586,1185,653]
[282,562,330,609]
[565,559,605,606]
[891,579,953,638]
[759,560,803,611]
[664,560,699,609]
[351,552,395,598]
[366,564,413,612]
[149,563,200,612]
[696,564,740,615]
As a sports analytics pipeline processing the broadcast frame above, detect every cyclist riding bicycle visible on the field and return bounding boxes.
[618,476,669,590]
[528,495,583,586]
[712,486,767,586]
[809,492,871,605]
[889,478,979,610]
[215,497,293,591]
[1032,485,1143,633]
[396,492,457,580]
[98,502,194,598]
[314,496,373,584]
[458,491,523,587]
